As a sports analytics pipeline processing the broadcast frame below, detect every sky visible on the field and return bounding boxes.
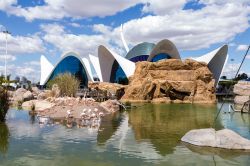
[0,0,250,83]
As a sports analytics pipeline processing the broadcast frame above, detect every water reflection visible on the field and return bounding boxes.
[97,112,123,145]
[128,104,220,156]
[0,123,9,155]
[183,142,250,159]
[1,103,250,165]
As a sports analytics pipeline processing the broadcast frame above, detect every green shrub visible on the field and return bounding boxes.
[0,87,9,122]
[47,73,80,97]
[0,123,9,154]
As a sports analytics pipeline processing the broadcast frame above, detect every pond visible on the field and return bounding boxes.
[1,103,250,165]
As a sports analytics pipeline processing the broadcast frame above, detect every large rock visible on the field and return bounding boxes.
[234,81,250,96]
[88,82,125,99]
[181,128,250,150]
[35,100,55,111]
[22,100,37,110]
[100,100,121,113]
[12,88,27,103]
[234,95,250,105]
[23,91,33,101]
[37,90,52,100]
[121,59,216,103]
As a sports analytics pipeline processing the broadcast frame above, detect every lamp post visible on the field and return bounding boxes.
[2,30,11,82]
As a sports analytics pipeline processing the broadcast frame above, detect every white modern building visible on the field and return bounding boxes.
[40,39,228,87]
[40,52,94,88]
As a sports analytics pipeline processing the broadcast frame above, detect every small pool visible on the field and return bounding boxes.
[1,103,250,165]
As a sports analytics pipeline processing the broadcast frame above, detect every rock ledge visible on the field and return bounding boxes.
[181,128,250,150]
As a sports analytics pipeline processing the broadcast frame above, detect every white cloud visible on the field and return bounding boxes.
[0,0,140,21]
[221,63,240,78]
[142,0,187,15]
[69,22,82,28]
[40,23,111,56]
[24,61,40,66]
[237,44,249,51]
[111,1,250,50]
[0,64,40,82]
[0,33,45,55]
[0,54,16,62]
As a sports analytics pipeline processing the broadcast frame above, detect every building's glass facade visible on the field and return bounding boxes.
[129,55,149,62]
[110,60,128,85]
[125,42,155,60]
[46,56,88,87]
[151,53,171,62]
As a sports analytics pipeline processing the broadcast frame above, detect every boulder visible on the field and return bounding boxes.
[35,100,55,111]
[12,88,27,102]
[234,81,250,96]
[121,59,216,103]
[181,128,250,150]
[23,91,33,101]
[31,87,40,95]
[234,95,250,105]
[37,90,51,100]
[22,100,37,110]
[100,100,121,113]
[88,82,125,99]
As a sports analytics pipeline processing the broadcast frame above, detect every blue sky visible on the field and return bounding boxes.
[0,0,250,82]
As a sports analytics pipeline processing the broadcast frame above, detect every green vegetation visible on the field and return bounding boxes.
[0,123,9,154]
[47,73,80,97]
[0,82,9,122]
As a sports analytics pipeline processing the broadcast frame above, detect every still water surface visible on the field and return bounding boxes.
[1,103,250,165]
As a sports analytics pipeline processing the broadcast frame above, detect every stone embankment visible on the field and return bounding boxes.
[233,81,250,110]
[121,59,216,104]
[181,128,250,150]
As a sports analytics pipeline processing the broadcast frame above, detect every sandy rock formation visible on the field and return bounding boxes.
[35,100,55,111]
[233,81,250,110]
[23,91,34,101]
[121,59,216,103]
[181,128,250,150]
[12,88,27,102]
[88,82,126,99]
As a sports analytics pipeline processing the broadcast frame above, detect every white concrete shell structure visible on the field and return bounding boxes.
[193,45,228,85]
[40,52,94,86]
[40,55,54,86]
[98,45,135,83]
[147,39,181,61]
[89,54,103,82]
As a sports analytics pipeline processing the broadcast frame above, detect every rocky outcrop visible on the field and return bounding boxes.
[121,59,216,103]
[12,88,27,102]
[233,81,250,110]
[34,100,55,111]
[100,100,121,113]
[22,100,55,111]
[88,82,126,99]
[23,91,34,101]
[181,128,250,150]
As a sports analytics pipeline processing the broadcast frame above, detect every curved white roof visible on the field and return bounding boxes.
[89,54,103,82]
[40,55,54,85]
[148,39,181,61]
[98,45,135,82]
[193,45,228,85]
[40,52,94,86]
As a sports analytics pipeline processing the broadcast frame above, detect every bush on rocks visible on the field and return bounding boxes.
[47,73,80,97]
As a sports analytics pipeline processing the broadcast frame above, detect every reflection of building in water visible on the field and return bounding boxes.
[97,112,123,145]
